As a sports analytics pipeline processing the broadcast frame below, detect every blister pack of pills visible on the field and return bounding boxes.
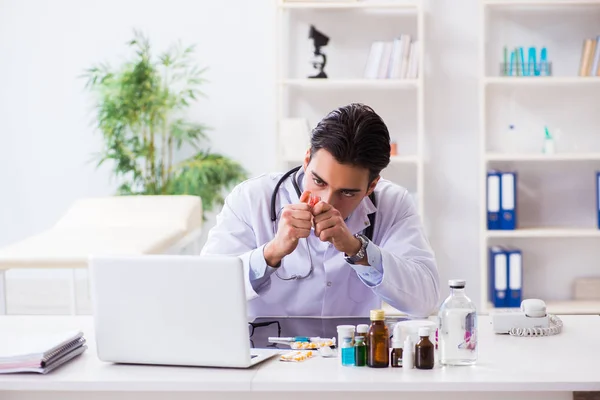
[289,338,335,350]
[279,350,316,362]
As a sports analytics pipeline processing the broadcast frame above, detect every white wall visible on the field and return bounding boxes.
[0,0,485,306]
[0,0,276,246]
[423,1,480,304]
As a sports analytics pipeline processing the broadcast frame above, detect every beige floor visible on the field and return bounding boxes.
[6,278,92,315]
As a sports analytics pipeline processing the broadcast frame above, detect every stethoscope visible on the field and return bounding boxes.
[269,166,376,281]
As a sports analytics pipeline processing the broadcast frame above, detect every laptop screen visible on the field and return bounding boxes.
[248,316,408,349]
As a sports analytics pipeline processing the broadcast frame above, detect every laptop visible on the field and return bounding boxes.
[88,254,278,368]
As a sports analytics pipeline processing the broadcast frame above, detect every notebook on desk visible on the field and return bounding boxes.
[0,330,87,374]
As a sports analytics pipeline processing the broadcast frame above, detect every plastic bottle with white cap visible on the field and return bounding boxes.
[356,324,369,341]
[336,325,355,366]
[402,335,413,369]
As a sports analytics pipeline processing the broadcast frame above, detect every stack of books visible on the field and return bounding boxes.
[364,34,419,79]
[0,330,87,374]
[579,36,600,77]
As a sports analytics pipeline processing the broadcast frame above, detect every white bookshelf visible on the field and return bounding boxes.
[479,0,600,314]
[486,301,600,315]
[281,78,420,89]
[485,228,600,239]
[283,154,419,165]
[280,1,418,9]
[275,0,426,221]
[484,77,600,86]
[543,300,600,315]
[485,153,600,162]
[483,0,600,7]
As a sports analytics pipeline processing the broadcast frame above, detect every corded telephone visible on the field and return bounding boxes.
[491,299,563,336]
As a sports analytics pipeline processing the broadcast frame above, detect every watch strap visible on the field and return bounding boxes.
[345,234,368,264]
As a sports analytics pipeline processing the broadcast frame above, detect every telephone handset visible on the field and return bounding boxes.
[491,299,563,336]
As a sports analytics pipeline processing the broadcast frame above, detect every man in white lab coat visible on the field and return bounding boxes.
[201,103,440,318]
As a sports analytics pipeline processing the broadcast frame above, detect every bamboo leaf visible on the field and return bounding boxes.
[81,29,246,209]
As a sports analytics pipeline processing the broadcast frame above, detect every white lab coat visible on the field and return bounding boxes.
[201,170,440,318]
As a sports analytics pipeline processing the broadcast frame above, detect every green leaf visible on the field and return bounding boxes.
[81,29,246,211]
[169,152,248,214]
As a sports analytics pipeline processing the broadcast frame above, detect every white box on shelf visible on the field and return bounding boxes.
[573,277,600,300]
[279,118,311,162]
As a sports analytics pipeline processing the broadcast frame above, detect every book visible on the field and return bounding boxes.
[579,39,595,77]
[591,36,600,77]
[0,330,87,374]
[399,35,412,79]
[377,42,394,79]
[388,38,404,79]
[407,40,419,79]
[364,41,385,79]
[364,34,418,80]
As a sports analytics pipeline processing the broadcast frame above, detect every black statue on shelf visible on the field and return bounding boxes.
[308,25,329,79]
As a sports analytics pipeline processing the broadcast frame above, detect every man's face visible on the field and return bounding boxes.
[302,149,378,219]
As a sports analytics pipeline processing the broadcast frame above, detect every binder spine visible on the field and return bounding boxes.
[597,172,600,229]
[501,172,517,230]
[507,249,523,308]
[489,246,508,308]
[487,171,501,230]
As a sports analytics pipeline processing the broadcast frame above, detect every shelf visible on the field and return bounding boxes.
[485,153,600,162]
[282,155,419,165]
[389,155,419,164]
[279,1,418,9]
[281,79,419,89]
[546,300,600,315]
[483,0,600,7]
[483,77,600,86]
[487,301,600,315]
[486,228,600,238]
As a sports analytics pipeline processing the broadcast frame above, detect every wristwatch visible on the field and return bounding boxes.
[345,233,369,265]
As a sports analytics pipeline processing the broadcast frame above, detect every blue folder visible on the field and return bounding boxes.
[597,172,600,229]
[489,246,508,308]
[487,171,501,230]
[501,172,517,230]
[506,248,522,308]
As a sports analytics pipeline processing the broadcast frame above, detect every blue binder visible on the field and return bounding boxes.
[489,246,508,308]
[501,172,517,230]
[487,171,501,230]
[597,172,600,229]
[506,248,522,308]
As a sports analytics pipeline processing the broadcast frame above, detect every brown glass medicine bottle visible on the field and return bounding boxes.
[367,309,389,368]
[415,327,434,370]
[390,337,403,367]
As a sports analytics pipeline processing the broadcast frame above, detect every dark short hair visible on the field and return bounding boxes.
[310,103,391,184]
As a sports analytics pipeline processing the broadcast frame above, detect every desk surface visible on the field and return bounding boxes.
[0,315,598,392]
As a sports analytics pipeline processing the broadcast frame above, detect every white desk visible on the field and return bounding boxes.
[0,315,598,400]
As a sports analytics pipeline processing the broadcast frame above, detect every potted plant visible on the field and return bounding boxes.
[82,30,247,214]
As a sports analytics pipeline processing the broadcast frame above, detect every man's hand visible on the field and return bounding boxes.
[264,191,313,267]
[312,202,362,256]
